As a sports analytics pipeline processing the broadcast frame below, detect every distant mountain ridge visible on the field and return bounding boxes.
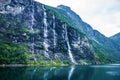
[57,5,120,63]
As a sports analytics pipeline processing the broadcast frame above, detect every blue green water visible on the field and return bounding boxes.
[0,64,120,80]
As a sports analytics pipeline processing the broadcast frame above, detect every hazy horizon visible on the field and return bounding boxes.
[35,0,120,37]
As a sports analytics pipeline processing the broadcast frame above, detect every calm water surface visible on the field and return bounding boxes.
[0,64,120,80]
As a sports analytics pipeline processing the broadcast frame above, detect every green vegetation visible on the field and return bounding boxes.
[0,41,29,64]
[26,54,72,66]
[79,59,92,64]
[0,40,71,66]
[27,59,71,66]
[21,28,33,33]
[92,40,117,63]
[0,40,72,66]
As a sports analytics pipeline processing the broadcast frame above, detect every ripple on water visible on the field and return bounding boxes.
[90,64,120,68]
[108,64,120,66]
[106,71,120,76]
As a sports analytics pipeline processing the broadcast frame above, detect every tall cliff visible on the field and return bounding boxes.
[0,0,96,65]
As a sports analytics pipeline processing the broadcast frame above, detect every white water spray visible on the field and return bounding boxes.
[64,24,76,64]
[43,5,50,59]
[53,15,57,47]
[30,3,37,62]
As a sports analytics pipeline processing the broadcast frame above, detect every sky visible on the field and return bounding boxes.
[35,0,120,37]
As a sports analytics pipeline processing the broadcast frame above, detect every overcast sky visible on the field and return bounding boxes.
[35,0,120,37]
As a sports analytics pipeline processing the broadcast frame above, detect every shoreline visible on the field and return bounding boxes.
[0,64,27,67]
[0,63,119,67]
[0,64,70,67]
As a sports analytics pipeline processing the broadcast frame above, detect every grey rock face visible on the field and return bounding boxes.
[0,0,96,64]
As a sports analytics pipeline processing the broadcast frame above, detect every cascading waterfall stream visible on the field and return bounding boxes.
[30,2,37,62]
[64,24,77,64]
[43,5,50,59]
[53,15,63,64]
[53,15,57,48]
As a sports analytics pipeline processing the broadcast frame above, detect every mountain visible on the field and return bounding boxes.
[110,32,120,47]
[57,5,120,63]
[0,0,119,65]
[0,0,96,65]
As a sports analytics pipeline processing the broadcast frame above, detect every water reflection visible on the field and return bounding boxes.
[106,71,120,76]
[0,64,120,80]
[68,65,75,80]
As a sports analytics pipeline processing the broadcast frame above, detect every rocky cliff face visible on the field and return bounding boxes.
[0,0,96,64]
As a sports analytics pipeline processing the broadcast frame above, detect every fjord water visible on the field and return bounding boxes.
[0,64,120,80]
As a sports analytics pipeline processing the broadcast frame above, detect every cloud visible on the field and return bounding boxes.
[117,25,120,28]
[35,0,120,37]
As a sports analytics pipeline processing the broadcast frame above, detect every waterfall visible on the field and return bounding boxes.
[64,24,76,64]
[43,5,50,59]
[53,15,57,48]
[68,66,75,80]
[30,2,37,62]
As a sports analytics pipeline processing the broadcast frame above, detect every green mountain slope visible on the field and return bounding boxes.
[55,5,120,63]
[110,32,120,47]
